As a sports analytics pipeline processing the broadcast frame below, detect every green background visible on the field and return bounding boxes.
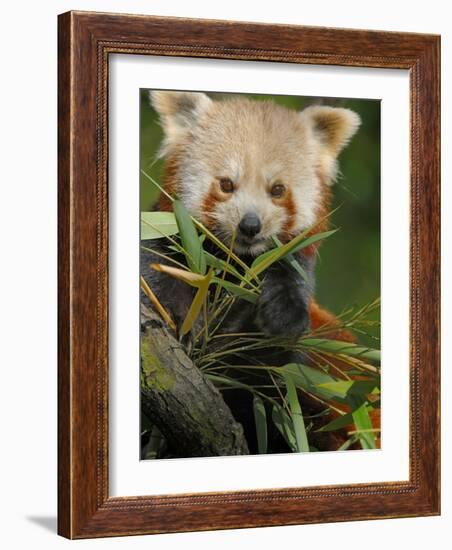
[140,90,381,344]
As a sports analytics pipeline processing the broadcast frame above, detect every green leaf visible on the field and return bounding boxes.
[204,252,244,281]
[280,363,346,403]
[250,229,338,277]
[299,338,381,362]
[180,268,213,336]
[250,248,277,271]
[283,373,310,452]
[284,256,308,280]
[253,396,268,454]
[317,380,379,399]
[289,229,339,253]
[317,412,354,432]
[272,405,297,451]
[212,279,258,304]
[351,400,377,450]
[141,212,179,240]
[272,236,308,280]
[173,199,206,274]
[318,403,376,432]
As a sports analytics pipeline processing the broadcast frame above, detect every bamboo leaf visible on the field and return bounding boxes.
[212,279,258,304]
[283,373,310,452]
[300,338,381,362]
[280,363,346,402]
[290,229,339,253]
[141,212,179,240]
[180,268,214,336]
[272,236,308,281]
[318,403,375,432]
[253,396,268,454]
[351,400,377,449]
[317,411,354,432]
[204,252,244,281]
[250,229,338,277]
[284,256,308,280]
[151,263,206,287]
[173,199,206,274]
[317,380,379,399]
[272,405,297,451]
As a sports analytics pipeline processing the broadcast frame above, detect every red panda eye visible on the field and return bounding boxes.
[219,178,234,193]
[270,183,286,198]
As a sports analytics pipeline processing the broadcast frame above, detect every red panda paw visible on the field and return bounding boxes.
[256,264,311,338]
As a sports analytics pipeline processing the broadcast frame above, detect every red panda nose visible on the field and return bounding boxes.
[238,212,262,238]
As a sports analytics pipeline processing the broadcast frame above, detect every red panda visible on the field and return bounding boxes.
[141,91,378,452]
[147,91,360,337]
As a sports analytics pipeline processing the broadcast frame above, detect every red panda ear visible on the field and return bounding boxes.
[149,91,212,155]
[301,105,361,155]
[300,105,361,184]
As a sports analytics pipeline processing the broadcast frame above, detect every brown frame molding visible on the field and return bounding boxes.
[58,10,440,538]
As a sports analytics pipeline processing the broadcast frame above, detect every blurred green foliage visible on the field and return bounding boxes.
[140,90,380,345]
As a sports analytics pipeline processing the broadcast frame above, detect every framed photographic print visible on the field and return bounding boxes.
[58,11,440,538]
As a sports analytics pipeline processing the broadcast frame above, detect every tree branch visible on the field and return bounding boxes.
[140,304,249,457]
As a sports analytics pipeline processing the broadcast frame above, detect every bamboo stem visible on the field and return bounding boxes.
[140,275,176,331]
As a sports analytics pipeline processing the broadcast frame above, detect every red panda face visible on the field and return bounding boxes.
[150,91,360,256]
[193,150,318,256]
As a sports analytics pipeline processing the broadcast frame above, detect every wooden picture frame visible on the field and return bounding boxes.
[58,10,440,538]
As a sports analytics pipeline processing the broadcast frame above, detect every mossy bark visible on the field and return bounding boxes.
[140,304,249,457]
